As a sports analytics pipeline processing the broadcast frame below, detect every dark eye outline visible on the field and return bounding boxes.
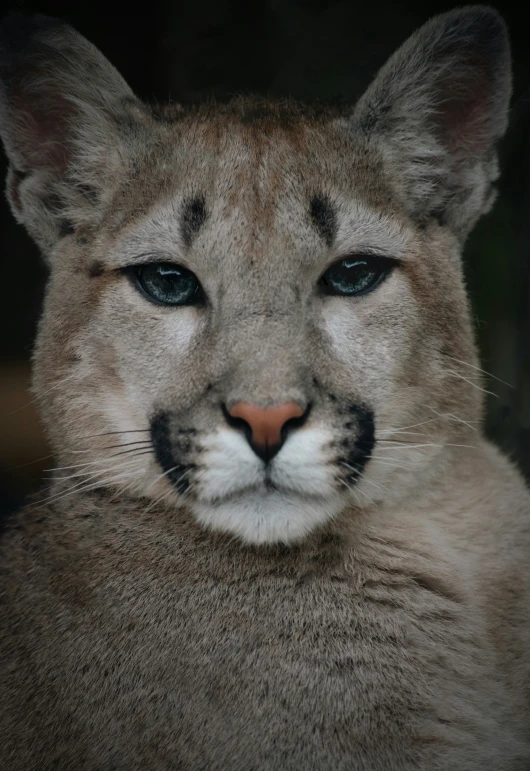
[319,254,400,297]
[122,262,205,307]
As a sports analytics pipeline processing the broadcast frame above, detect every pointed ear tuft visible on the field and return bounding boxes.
[352,6,512,239]
[0,13,140,256]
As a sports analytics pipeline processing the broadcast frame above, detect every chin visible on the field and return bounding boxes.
[191,488,345,546]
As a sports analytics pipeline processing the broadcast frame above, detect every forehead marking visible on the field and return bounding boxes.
[181,195,207,247]
[310,194,336,247]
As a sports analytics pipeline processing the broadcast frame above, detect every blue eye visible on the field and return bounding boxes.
[130,263,203,306]
[320,256,395,297]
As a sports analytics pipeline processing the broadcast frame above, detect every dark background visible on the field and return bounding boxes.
[1,0,529,513]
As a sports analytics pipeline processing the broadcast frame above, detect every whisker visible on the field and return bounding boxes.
[377,438,432,446]
[94,445,153,459]
[30,467,141,509]
[104,442,152,454]
[178,480,197,506]
[339,461,385,493]
[425,407,478,431]
[142,474,196,517]
[47,458,145,482]
[338,477,367,506]
[44,461,104,473]
[40,458,147,505]
[378,442,476,451]
[442,354,513,388]
[79,429,151,439]
[94,440,153,451]
[7,452,57,472]
[105,449,154,462]
[357,476,384,493]
[378,418,440,432]
[445,369,499,398]
[44,448,153,474]
[365,456,412,471]
[46,471,140,506]
[145,465,183,493]
[69,444,152,458]
[7,373,77,416]
[377,430,431,438]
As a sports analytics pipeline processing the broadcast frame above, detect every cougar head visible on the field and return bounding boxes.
[0,8,511,543]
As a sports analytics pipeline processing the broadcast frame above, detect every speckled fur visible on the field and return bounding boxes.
[1,7,529,770]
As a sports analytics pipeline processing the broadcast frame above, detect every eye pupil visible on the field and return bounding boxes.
[132,262,203,306]
[321,256,393,297]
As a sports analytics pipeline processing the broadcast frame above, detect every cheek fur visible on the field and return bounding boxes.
[321,286,419,405]
[158,309,200,352]
[100,294,203,404]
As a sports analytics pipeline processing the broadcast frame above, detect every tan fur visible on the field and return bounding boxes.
[1,7,529,769]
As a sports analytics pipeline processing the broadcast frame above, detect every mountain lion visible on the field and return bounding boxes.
[1,6,529,770]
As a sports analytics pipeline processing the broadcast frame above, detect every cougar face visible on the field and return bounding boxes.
[0,9,510,543]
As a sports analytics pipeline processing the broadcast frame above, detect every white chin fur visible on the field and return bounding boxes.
[192,425,343,544]
[191,427,344,544]
[192,490,344,545]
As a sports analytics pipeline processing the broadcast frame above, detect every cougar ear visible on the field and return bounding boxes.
[352,6,512,240]
[0,13,141,258]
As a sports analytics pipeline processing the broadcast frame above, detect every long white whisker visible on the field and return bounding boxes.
[425,407,478,431]
[47,457,143,486]
[145,465,182,493]
[45,460,105,472]
[143,476,197,517]
[31,467,141,509]
[377,430,431,438]
[97,445,152,458]
[338,477,367,506]
[45,449,152,473]
[49,471,140,505]
[378,418,440,432]
[339,461,385,493]
[365,457,413,471]
[48,458,144,482]
[377,442,476,451]
[7,452,57,471]
[442,354,513,388]
[175,480,197,508]
[80,429,151,439]
[7,373,77,416]
[445,369,499,398]
[142,490,173,517]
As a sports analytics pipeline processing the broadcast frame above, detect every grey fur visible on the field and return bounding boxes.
[1,7,529,770]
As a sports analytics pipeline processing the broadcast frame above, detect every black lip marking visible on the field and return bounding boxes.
[338,405,375,482]
[181,196,207,248]
[150,412,194,494]
[310,194,337,247]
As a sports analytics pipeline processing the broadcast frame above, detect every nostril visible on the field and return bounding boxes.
[221,403,253,443]
[281,402,312,441]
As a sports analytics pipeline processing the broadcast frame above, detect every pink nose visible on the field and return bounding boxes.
[228,401,306,461]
